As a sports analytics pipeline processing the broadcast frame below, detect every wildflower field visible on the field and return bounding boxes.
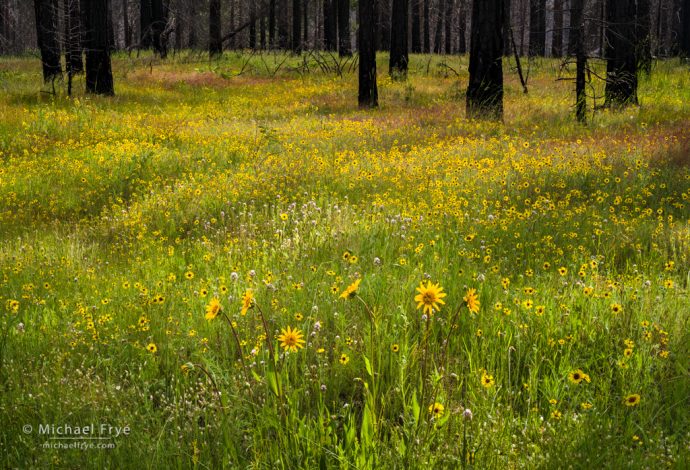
[0,53,689,468]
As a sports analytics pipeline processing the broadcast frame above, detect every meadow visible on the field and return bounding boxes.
[0,52,689,469]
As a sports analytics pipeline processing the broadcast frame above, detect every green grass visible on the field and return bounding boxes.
[0,51,689,469]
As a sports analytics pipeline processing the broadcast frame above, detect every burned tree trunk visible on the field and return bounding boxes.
[64,0,83,73]
[466,0,503,120]
[141,0,167,57]
[83,0,114,95]
[433,0,444,53]
[552,0,563,57]
[636,0,651,74]
[444,0,453,53]
[324,0,337,50]
[529,0,545,56]
[412,0,421,52]
[34,0,62,83]
[604,0,638,107]
[278,0,289,49]
[571,0,586,122]
[293,0,302,52]
[358,0,378,107]
[458,0,466,54]
[423,0,429,52]
[339,0,352,55]
[389,0,408,75]
[209,0,221,56]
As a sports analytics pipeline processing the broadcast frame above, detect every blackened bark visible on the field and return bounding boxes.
[636,0,651,74]
[83,0,114,94]
[502,0,510,55]
[358,0,378,107]
[64,0,83,73]
[293,0,302,52]
[250,1,257,49]
[466,0,503,120]
[423,0,429,52]
[390,0,408,75]
[34,0,62,82]
[529,0,545,56]
[444,0,453,53]
[604,0,638,107]
[324,0,337,50]
[188,1,197,48]
[571,0,585,122]
[303,0,309,45]
[458,0,466,54]
[209,0,221,56]
[140,0,152,47]
[377,0,390,50]
[141,0,167,56]
[682,0,690,57]
[278,0,289,48]
[269,0,275,47]
[260,14,267,48]
[433,0,444,53]
[123,0,130,48]
[412,0,421,52]
[552,0,563,57]
[339,0,352,55]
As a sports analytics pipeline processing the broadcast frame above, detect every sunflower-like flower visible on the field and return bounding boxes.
[428,402,444,419]
[205,298,222,320]
[277,326,306,352]
[567,369,590,385]
[241,289,254,315]
[414,281,447,316]
[340,279,361,299]
[624,394,641,407]
[464,288,480,313]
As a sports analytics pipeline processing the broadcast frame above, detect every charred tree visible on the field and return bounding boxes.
[358,0,378,107]
[250,1,257,49]
[636,0,651,74]
[122,0,131,48]
[433,0,444,53]
[377,0,390,50]
[34,0,62,83]
[412,0,421,52]
[682,0,690,57]
[458,0,466,54]
[269,0,275,47]
[423,0,429,52]
[444,0,453,53]
[466,0,503,120]
[278,0,289,48]
[293,0,302,52]
[390,0,408,75]
[529,0,545,56]
[324,0,337,50]
[604,0,638,107]
[209,0,221,56]
[64,0,83,73]
[502,0,511,55]
[141,0,167,57]
[83,0,114,94]
[571,0,586,122]
[339,0,352,55]
[552,0,563,57]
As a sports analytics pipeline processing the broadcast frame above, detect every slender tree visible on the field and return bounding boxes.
[389,0,408,75]
[324,0,337,50]
[412,0,421,52]
[604,0,638,106]
[141,0,167,56]
[339,0,352,55]
[269,0,275,46]
[503,0,511,55]
[250,1,257,49]
[466,0,503,119]
[457,0,466,54]
[83,0,114,94]
[377,0,390,50]
[64,0,83,73]
[293,0,302,52]
[529,0,545,56]
[122,0,130,49]
[34,0,62,83]
[303,0,309,45]
[423,0,429,52]
[552,0,563,57]
[209,0,221,56]
[433,0,444,53]
[571,0,586,122]
[278,0,289,48]
[358,0,377,107]
[636,0,651,74]
[682,0,690,57]
[444,0,453,53]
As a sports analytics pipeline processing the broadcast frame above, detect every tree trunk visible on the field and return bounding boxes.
[324,0,337,50]
[303,0,309,45]
[636,0,651,74]
[34,0,62,83]
[188,1,197,48]
[433,0,444,53]
[140,0,152,48]
[269,0,275,47]
[64,0,83,73]
[209,0,221,56]
[278,0,289,48]
[339,0,352,55]
[390,0,408,75]
[457,0,466,53]
[411,0,421,52]
[444,0,453,53]
[377,0,390,50]
[83,0,114,94]
[260,13,266,48]
[466,0,503,119]
[250,0,257,49]
[529,0,545,56]
[141,0,166,56]
[293,0,302,52]
[604,0,638,107]
[552,0,563,57]
[423,0,429,52]
[682,0,690,57]
[571,0,585,122]
[358,0,378,107]
[502,0,510,55]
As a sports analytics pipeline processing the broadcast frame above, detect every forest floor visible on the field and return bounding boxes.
[0,52,689,468]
